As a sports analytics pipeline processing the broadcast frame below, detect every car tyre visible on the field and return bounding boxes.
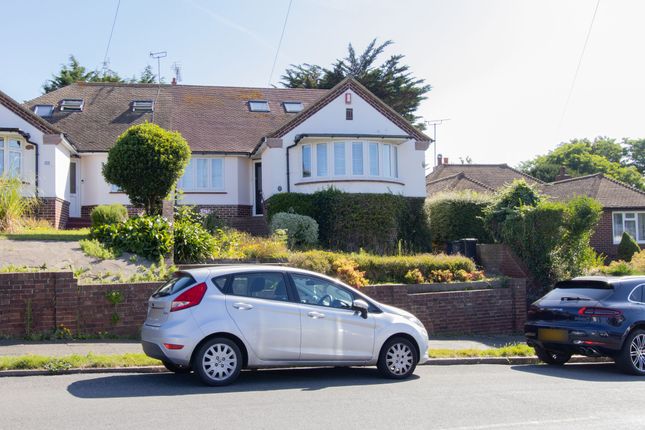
[377,337,418,379]
[193,337,242,386]
[162,361,191,374]
[616,329,645,376]
[534,345,571,365]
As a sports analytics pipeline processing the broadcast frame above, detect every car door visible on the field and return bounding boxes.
[225,271,301,361]
[290,273,375,361]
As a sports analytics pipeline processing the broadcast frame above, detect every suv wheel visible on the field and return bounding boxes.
[377,337,418,379]
[534,345,571,365]
[193,338,242,386]
[162,361,191,374]
[616,329,645,376]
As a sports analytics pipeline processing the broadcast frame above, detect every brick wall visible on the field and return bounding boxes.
[80,204,252,220]
[591,209,645,260]
[35,198,70,229]
[362,279,526,335]
[0,272,162,338]
[476,244,530,278]
[81,205,143,218]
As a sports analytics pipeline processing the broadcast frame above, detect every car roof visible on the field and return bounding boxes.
[179,265,332,280]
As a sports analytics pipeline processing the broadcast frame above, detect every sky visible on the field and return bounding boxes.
[2,0,645,168]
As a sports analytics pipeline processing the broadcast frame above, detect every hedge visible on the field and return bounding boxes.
[266,189,431,254]
[287,250,475,284]
[425,191,492,243]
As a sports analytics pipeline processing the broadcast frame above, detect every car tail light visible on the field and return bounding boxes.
[164,343,184,350]
[171,282,207,312]
[578,307,622,317]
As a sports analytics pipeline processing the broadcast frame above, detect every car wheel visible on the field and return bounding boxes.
[616,329,645,376]
[162,361,191,374]
[534,345,572,365]
[193,338,242,386]
[377,337,418,379]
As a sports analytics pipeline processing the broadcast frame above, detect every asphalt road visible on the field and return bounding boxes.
[1,363,644,430]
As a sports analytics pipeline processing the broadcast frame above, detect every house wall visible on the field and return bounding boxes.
[261,89,427,199]
[591,208,645,260]
[0,106,42,197]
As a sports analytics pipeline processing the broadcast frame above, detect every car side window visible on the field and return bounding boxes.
[211,275,228,292]
[291,274,354,309]
[229,272,289,302]
[629,284,645,303]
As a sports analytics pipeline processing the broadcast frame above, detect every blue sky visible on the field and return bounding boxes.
[2,0,645,166]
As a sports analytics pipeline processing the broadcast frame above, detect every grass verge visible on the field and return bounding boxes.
[0,227,90,241]
[428,343,535,358]
[0,353,161,372]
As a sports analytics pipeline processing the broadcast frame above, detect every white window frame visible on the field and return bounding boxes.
[177,157,226,192]
[0,135,23,179]
[613,211,645,244]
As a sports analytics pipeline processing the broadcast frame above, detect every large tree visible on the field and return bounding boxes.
[520,137,644,189]
[281,39,431,127]
[624,138,645,174]
[103,123,190,215]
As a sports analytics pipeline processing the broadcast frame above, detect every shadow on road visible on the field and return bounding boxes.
[511,362,642,382]
[67,367,418,398]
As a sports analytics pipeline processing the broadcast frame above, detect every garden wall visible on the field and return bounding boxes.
[0,272,526,338]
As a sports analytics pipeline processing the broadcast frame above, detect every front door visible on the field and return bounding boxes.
[254,162,263,215]
[69,161,80,217]
[225,271,300,360]
[290,273,375,361]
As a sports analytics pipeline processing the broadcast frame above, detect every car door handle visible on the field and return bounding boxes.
[233,302,253,310]
[307,311,325,319]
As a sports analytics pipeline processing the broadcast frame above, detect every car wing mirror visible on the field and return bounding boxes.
[352,299,369,319]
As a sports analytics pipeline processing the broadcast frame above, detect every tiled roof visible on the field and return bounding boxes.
[0,89,62,135]
[425,164,543,191]
[542,173,645,208]
[24,83,328,153]
[425,172,494,195]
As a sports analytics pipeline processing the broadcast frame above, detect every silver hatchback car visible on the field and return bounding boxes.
[142,266,429,385]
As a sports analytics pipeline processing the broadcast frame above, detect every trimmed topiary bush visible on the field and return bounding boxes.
[425,191,492,243]
[90,204,128,228]
[617,232,641,262]
[269,212,318,249]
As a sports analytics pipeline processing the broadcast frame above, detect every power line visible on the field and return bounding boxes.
[102,0,122,71]
[558,0,600,129]
[268,0,293,86]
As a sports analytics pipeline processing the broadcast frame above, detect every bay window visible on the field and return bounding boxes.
[352,142,364,175]
[302,145,311,177]
[334,142,346,175]
[316,143,328,176]
[369,142,379,176]
[178,157,225,191]
[613,212,645,244]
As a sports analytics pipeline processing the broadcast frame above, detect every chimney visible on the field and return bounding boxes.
[555,166,571,181]
[437,153,443,165]
[443,157,449,165]
[171,77,177,86]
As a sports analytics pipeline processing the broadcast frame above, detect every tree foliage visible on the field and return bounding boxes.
[103,123,190,215]
[281,39,431,126]
[520,137,644,189]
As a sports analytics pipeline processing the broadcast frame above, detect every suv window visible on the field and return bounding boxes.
[291,273,354,309]
[629,284,644,303]
[229,272,289,302]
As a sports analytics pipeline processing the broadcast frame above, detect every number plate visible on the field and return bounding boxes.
[538,328,568,343]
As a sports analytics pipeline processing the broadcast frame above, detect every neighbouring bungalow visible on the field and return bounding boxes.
[425,162,645,259]
[0,77,431,232]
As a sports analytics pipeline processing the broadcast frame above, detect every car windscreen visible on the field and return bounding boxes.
[543,281,614,301]
[153,274,196,298]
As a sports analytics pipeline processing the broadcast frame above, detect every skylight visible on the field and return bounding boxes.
[283,101,303,113]
[248,100,270,112]
[59,99,84,112]
[34,105,54,117]
[132,100,154,112]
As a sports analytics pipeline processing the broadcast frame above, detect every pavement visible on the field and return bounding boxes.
[0,335,526,357]
[1,364,643,429]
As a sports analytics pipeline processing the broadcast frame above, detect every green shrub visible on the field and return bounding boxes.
[90,204,128,228]
[425,191,493,243]
[173,220,216,263]
[404,268,425,284]
[203,212,225,233]
[79,238,121,260]
[484,179,541,242]
[0,177,36,233]
[91,215,173,260]
[617,232,641,262]
[286,250,334,274]
[266,189,431,254]
[270,212,318,249]
[332,257,368,288]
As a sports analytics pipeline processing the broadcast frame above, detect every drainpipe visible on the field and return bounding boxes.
[285,139,299,193]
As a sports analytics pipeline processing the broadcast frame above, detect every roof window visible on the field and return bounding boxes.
[283,101,303,113]
[132,100,154,112]
[60,99,84,112]
[34,105,54,117]
[248,100,270,112]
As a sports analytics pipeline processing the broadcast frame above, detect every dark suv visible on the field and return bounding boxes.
[525,276,645,375]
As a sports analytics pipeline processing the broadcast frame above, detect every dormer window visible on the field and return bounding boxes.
[283,101,303,113]
[248,100,270,112]
[60,99,84,112]
[132,100,154,112]
[34,105,54,117]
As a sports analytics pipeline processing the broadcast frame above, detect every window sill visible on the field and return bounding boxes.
[182,191,227,194]
[295,178,404,186]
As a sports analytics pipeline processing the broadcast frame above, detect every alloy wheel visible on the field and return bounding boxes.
[629,333,645,372]
[385,342,414,375]
[202,343,238,381]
